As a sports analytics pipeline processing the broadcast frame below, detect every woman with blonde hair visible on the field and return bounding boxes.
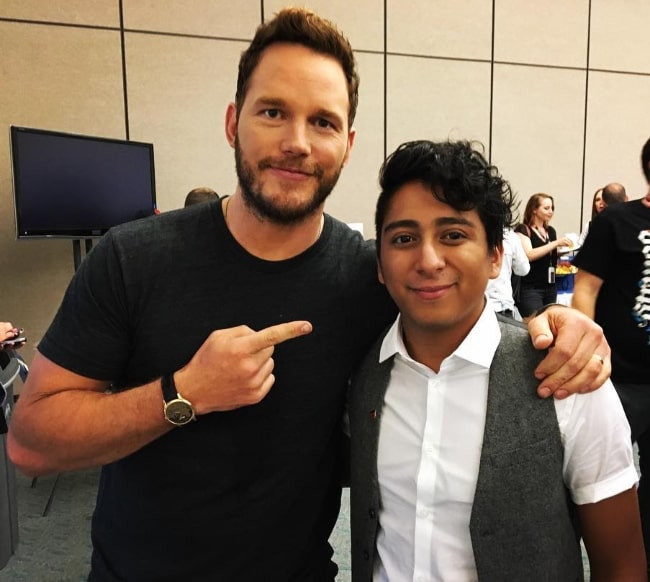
[515,193,572,320]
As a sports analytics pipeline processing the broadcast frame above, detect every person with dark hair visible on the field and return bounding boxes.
[602,182,628,206]
[573,137,650,573]
[183,186,219,207]
[349,140,645,581]
[591,187,606,218]
[8,8,611,582]
[515,193,573,320]
[578,187,605,246]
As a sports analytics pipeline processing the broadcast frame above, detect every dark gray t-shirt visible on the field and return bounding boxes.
[39,199,396,581]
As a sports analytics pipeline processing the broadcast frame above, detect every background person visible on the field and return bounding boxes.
[7,8,612,582]
[1,321,25,437]
[515,193,572,320]
[0,322,22,347]
[184,186,219,207]
[577,187,605,247]
[572,138,650,574]
[602,182,628,206]
[349,140,644,581]
[486,227,529,320]
[577,183,627,247]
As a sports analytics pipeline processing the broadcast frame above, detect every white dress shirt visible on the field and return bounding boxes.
[486,229,530,314]
[374,307,637,582]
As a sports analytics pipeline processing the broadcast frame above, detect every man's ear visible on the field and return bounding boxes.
[225,103,237,148]
[488,242,504,279]
[377,258,385,285]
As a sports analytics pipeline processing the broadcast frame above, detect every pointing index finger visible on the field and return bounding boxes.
[251,321,313,352]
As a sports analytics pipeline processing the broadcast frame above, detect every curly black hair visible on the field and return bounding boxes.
[375,140,516,253]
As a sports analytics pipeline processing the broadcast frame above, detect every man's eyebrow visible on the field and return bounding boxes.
[313,107,345,126]
[254,97,286,108]
[382,219,420,234]
[383,216,476,234]
[435,216,476,228]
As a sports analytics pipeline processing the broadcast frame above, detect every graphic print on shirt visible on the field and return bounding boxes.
[634,229,650,345]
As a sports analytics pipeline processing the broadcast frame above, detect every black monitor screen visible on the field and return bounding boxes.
[10,126,156,238]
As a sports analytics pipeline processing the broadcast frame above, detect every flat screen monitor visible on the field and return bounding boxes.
[10,126,157,239]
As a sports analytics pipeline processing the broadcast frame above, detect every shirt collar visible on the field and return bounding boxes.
[379,304,502,369]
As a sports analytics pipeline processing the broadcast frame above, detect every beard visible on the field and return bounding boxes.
[234,136,343,225]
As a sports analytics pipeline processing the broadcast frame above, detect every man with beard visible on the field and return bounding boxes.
[8,7,611,582]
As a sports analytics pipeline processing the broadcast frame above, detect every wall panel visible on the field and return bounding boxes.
[123,0,259,38]
[386,55,492,154]
[0,0,119,26]
[387,0,492,60]
[494,0,589,68]
[491,64,586,235]
[125,33,244,210]
[590,0,650,74]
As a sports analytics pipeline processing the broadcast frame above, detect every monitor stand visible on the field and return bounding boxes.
[72,239,94,271]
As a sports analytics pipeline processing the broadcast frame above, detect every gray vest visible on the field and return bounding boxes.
[349,317,583,582]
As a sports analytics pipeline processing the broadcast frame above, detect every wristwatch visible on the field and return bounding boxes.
[161,373,196,427]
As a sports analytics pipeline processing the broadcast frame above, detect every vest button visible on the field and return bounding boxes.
[363,550,370,560]
[368,508,376,519]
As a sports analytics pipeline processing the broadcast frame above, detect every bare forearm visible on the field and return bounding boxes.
[525,241,556,262]
[572,271,602,322]
[8,380,170,476]
[580,488,646,582]
[589,566,647,582]
[571,289,596,320]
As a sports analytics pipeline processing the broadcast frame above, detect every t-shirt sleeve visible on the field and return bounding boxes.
[38,231,132,381]
[572,214,615,280]
[555,382,638,505]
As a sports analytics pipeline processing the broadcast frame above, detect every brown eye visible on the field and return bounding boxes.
[393,234,414,245]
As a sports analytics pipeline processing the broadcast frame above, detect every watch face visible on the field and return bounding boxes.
[165,399,195,426]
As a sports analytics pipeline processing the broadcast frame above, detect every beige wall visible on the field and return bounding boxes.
[2,0,650,371]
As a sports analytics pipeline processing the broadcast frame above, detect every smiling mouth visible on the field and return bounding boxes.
[410,285,451,300]
[264,168,315,186]
[260,157,323,179]
[271,166,312,178]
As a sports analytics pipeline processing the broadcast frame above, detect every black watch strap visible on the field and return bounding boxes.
[161,373,178,402]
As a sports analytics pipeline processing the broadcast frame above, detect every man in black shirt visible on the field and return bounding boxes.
[573,137,650,569]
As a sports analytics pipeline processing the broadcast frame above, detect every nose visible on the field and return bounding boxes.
[417,242,445,272]
[280,121,311,156]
